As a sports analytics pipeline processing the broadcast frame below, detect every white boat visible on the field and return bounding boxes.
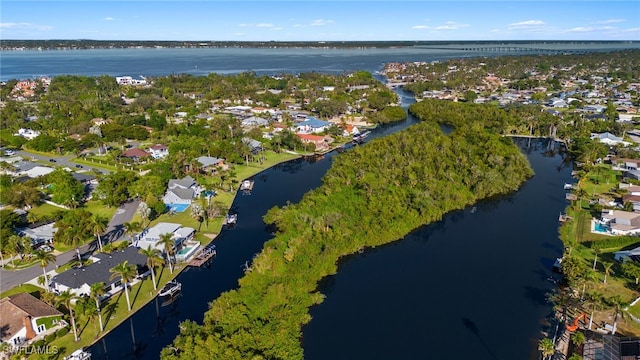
[64,349,91,360]
[564,183,573,190]
[224,213,238,225]
[159,280,182,297]
[240,180,254,191]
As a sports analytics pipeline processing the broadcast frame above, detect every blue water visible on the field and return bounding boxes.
[165,203,189,213]
[5,44,604,359]
[594,222,609,233]
[2,42,639,81]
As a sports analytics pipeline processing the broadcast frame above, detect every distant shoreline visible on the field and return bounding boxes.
[2,39,638,51]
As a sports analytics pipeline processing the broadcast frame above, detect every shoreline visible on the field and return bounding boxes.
[56,151,303,357]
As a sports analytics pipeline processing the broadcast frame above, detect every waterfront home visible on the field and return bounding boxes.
[163,176,200,206]
[242,138,264,153]
[601,209,640,235]
[148,144,169,159]
[49,247,149,298]
[296,134,329,151]
[0,293,63,346]
[294,117,332,134]
[241,116,270,128]
[133,222,196,258]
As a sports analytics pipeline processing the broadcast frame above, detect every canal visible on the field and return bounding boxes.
[91,90,570,360]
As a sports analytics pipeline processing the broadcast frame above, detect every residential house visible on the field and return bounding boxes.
[133,222,196,258]
[590,132,630,146]
[14,129,40,140]
[622,194,640,212]
[122,148,151,162]
[16,222,57,247]
[195,156,226,173]
[148,144,169,159]
[624,170,640,181]
[49,247,149,298]
[0,293,63,346]
[163,176,199,205]
[296,134,329,151]
[601,209,640,235]
[295,117,332,134]
[242,138,264,154]
[241,116,270,128]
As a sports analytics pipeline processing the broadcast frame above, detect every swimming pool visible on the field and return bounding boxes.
[177,246,193,256]
[594,222,609,233]
[165,203,190,213]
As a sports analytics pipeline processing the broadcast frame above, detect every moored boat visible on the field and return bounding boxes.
[64,349,91,360]
[159,280,182,297]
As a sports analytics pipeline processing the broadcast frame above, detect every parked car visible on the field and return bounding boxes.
[36,245,53,253]
[4,149,16,156]
[75,164,83,168]
[49,159,57,163]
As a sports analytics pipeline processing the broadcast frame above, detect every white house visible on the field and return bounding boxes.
[148,144,169,159]
[294,117,332,134]
[590,132,630,146]
[14,128,40,140]
[134,222,196,256]
[162,176,200,205]
[601,209,640,235]
[0,293,63,346]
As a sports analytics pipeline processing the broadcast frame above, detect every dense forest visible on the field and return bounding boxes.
[160,101,533,359]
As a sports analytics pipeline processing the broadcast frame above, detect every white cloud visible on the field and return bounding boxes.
[624,27,640,32]
[433,21,470,31]
[256,23,274,28]
[310,19,334,26]
[411,25,429,29]
[271,27,283,31]
[104,17,115,21]
[566,27,593,33]
[509,20,545,27]
[0,22,53,31]
[592,19,625,24]
[489,29,501,33]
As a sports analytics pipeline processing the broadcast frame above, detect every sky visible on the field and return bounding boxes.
[1,1,639,41]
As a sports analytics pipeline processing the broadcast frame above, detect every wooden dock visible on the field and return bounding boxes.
[188,247,217,267]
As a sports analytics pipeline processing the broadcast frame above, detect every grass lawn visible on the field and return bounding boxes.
[29,203,66,218]
[50,263,186,358]
[0,283,42,299]
[72,156,122,172]
[83,200,118,219]
[233,151,300,182]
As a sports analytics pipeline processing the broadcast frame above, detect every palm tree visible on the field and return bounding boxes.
[157,233,176,274]
[109,261,137,312]
[90,215,108,252]
[56,290,79,341]
[89,282,106,332]
[571,331,585,352]
[538,338,555,360]
[586,291,605,330]
[608,295,628,335]
[123,221,142,242]
[603,262,615,284]
[139,246,163,291]
[592,248,601,270]
[580,268,599,300]
[33,249,56,292]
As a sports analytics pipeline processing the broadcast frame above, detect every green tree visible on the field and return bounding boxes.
[571,331,585,350]
[621,260,640,285]
[56,290,80,342]
[140,246,163,291]
[33,249,56,292]
[123,221,142,242]
[538,338,555,360]
[603,262,615,284]
[90,214,109,252]
[90,282,106,332]
[158,233,175,274]
[109,260,137,312]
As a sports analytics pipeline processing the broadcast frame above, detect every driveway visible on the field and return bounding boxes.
[0,199,140,293]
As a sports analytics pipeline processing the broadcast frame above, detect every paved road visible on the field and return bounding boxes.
[15,149,112,174]
[0,199,140,292]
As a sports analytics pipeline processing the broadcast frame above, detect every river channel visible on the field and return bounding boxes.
[88,85,571,359]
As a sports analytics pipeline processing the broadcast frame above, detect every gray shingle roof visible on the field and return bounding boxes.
[50,247,147,289]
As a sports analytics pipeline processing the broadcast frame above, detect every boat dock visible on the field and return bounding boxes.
[240,179,254,194]
[188,243,217,267]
